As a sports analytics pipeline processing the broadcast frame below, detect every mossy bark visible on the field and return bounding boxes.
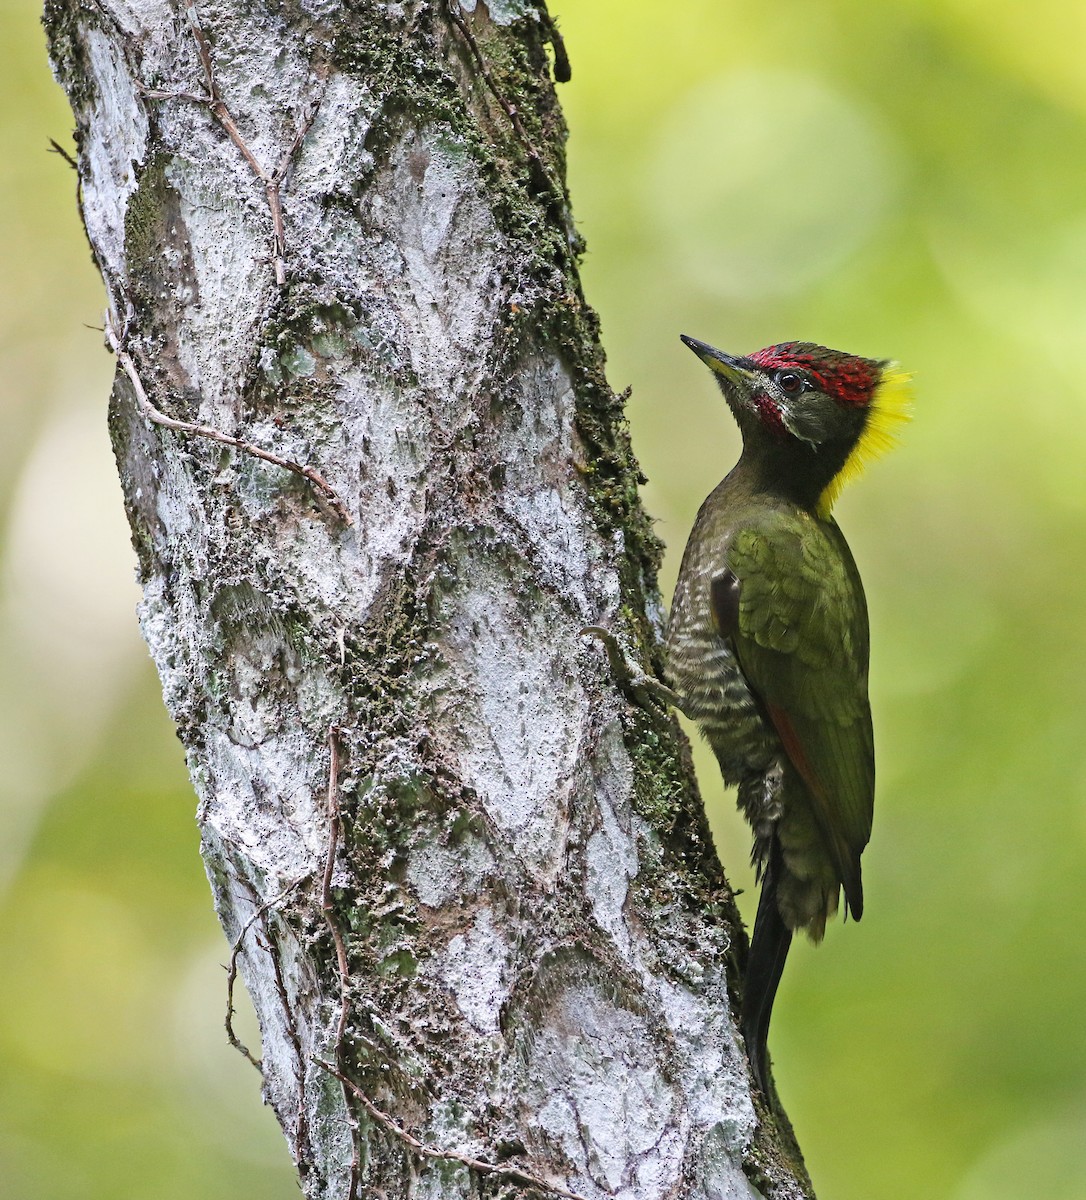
[45,1,814,1196]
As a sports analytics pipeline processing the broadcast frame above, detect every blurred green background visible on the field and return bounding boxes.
[6,0,1086,1196]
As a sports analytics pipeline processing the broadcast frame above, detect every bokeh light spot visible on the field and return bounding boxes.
[953,1110,1086,1200]
[647,69,902,300]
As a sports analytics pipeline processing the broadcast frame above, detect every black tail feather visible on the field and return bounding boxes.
[740,840,792,1099]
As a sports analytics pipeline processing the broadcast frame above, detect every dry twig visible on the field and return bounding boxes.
[104,312,352,524]
[47,137,79,170]
[225,875,310,1070]
[322,725,361,1200]
[315,1059,591,1200]
[443,0,566,207]
[444,0,542,165]
[140,0,323,287]
[231,872,315,1176]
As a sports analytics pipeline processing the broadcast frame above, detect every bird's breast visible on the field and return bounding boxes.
[665,569,778,781]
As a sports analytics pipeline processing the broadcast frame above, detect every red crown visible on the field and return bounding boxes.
[750,343,882,408]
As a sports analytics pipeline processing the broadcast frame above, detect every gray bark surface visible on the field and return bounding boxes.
[45,1,814,1197]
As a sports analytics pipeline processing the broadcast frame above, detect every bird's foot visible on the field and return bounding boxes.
[581,625,681,711]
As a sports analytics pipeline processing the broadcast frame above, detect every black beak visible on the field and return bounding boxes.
[680,334,755,384]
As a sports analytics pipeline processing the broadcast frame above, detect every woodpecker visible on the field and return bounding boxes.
[663,335,911,1098]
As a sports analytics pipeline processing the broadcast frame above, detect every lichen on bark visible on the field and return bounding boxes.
[45,1,814,1196]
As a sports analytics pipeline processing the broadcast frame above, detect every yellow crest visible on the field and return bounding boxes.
[816,365,913,518]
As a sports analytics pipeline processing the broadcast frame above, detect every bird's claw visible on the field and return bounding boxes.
[581,625,680,711]
[581,625,638,683]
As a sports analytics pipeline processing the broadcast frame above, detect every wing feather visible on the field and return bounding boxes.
[716,513,874,919]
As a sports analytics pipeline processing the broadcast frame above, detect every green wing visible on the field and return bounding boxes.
[719,511,874,918]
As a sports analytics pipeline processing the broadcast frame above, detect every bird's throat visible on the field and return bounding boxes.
[732,442,850,519]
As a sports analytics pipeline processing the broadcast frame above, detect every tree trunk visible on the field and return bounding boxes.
[44,2,813,1196]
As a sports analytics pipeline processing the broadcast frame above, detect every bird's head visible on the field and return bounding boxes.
[681,335,912,517]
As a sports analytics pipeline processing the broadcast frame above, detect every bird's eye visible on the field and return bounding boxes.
[777,371,804,395]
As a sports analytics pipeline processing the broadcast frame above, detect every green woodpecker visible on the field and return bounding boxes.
[666,335,911,1097]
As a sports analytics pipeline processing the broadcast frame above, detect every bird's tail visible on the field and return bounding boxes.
[740,838,792,1099]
